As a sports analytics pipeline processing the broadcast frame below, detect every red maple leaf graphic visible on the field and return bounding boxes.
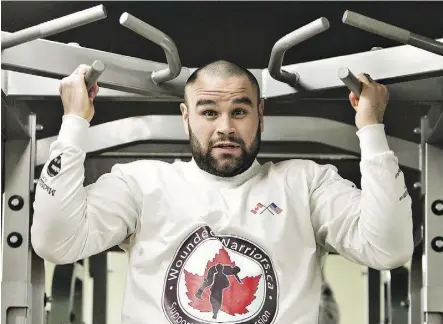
[184,247,262,316]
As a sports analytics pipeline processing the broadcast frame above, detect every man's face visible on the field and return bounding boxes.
[180,74,264,177]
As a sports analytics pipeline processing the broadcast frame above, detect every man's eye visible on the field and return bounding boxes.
[203,110,217,117]
[233,109,247,116]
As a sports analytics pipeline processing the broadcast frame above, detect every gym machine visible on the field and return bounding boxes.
[1,4,442,324]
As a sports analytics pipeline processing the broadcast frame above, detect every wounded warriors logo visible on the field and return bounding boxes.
[162,226,278,324]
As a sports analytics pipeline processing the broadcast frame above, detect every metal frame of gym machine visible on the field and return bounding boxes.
[1,4,442,324]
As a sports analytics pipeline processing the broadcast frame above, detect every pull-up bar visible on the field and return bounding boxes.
[337,10,443,98]
[2,5,442,101]
[1,5,107,50]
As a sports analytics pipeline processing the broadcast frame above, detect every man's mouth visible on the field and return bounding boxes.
[213,142,241,149]
[212,142,242,154]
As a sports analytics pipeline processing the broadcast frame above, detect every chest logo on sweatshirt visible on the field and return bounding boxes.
[47,154,62,177]
[162,225,278,324]
[250,202,283,215]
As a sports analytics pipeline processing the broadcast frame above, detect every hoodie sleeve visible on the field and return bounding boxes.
[31,115,141,264]
[308,124,413,270]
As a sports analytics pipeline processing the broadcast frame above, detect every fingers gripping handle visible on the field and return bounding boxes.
[2,5,107,50]
[85,60,105,91]
[338,67,362,98]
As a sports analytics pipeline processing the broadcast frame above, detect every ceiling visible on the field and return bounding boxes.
[2,1,442,231]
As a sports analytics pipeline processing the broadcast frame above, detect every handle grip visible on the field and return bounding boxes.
[2,5,107,50]
[268,17,330,85]
[338,67,362,97]
[85,60,105,90]
[342,10,443,56]
[119,12,181,84]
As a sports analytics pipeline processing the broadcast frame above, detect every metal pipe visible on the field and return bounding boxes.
[119,13,182,84]
[409,33,443,57]
[98,151,359,160]
[268,17,330,86]
[342,10,443,56]
[338,67,362,97]
[1,5,107,50]
[85,60,105,90]
[29,113,36,193]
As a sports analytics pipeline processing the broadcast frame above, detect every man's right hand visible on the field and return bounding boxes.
[59,64,100,122]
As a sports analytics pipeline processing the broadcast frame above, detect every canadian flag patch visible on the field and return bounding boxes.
[250,203,265,214]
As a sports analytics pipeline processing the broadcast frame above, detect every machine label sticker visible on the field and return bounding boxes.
[38,175,56,196]
[162,225,279,324]
[47,154,62,177]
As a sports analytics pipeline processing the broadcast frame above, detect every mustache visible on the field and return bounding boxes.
[210,136,244,147]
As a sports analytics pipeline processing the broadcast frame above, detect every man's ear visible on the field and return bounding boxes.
[258,99,264,133]
[180,103,189,136]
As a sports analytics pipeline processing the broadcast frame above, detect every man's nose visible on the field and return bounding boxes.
[216,115,235,136]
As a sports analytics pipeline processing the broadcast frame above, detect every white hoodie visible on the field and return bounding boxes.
[32,115,413,324]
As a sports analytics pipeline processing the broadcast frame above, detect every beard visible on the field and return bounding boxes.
[188,120,261,177]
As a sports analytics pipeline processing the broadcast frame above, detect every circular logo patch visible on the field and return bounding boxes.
[162,226,279,324]
[47,154,62,177]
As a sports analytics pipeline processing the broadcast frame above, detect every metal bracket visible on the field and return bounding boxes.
[262,38,443,99]
[1,31,190,98]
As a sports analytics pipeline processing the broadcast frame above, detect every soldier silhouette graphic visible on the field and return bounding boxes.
[195,264,242,319]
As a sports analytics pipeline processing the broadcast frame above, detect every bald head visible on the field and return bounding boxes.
[179,60,264,178]
[184,60,260,105]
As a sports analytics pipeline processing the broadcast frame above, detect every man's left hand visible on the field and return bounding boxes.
[349,73,389,129]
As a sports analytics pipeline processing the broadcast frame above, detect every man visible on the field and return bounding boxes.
[32,60,413,324]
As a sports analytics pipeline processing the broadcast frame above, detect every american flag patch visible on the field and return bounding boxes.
[250,203,265,214]
[269,203,283,214]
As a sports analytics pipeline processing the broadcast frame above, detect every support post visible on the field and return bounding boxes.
[409,241,423,324]
[390,267,409,324]
[367,268,381,324]
[90,253,107,324]
[1,97,45,324]
[423,143,443,324]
